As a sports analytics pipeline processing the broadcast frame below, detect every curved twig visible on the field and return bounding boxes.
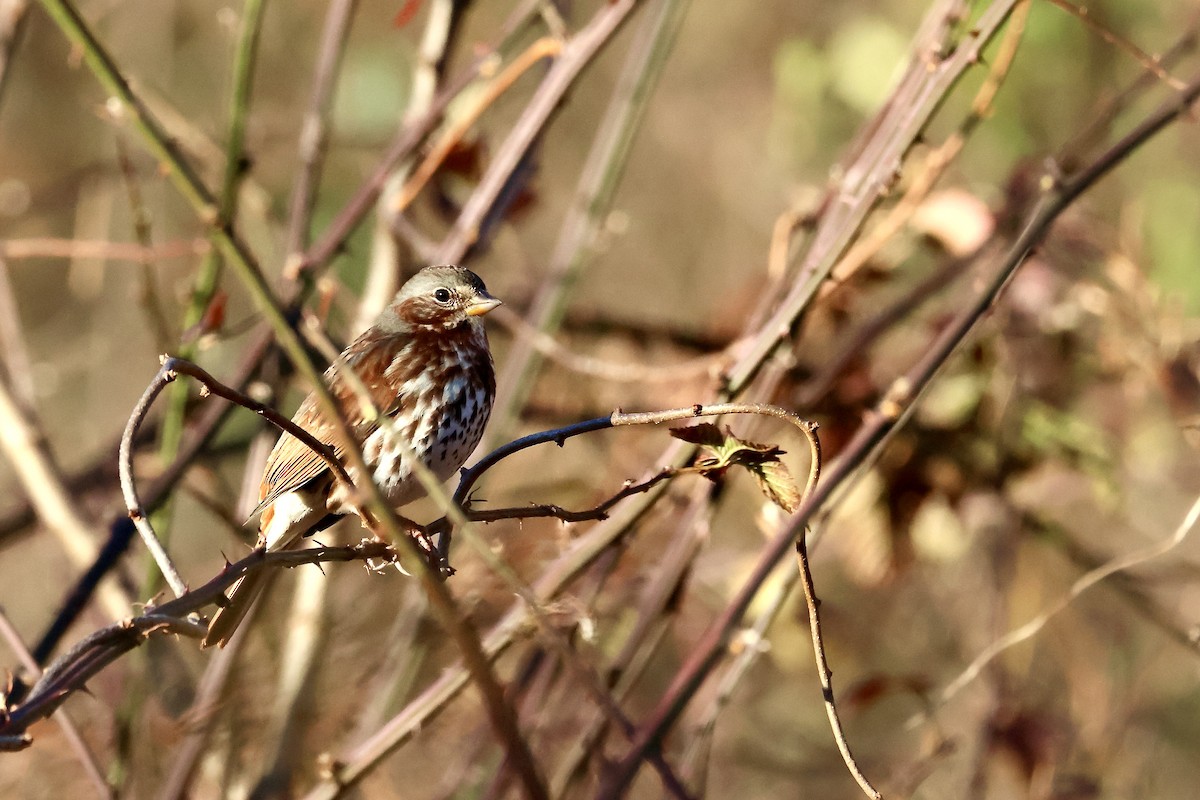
[118,357,352,599]
[795,533,881,798]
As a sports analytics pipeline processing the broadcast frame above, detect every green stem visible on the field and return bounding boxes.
[158,0,266,465]
[36,0,321,403]
[151,0,267,602]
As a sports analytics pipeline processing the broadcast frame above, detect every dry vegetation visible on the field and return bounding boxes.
[1,0,1200,798]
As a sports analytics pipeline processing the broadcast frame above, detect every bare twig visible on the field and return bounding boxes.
[930,492,1200,710]
[463,469,675,524]
[680,565,799,793]
[795,532,881,798]
[1043,0,1188,91]
[119,356,352,598]
[112,135,176,350]
[491,305,730,384]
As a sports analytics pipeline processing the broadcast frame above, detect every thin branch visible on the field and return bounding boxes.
[491,305,731,384]
[1043,0,1188,91]
[284,0,358,258]
[680,565,799,793]
[463,469,675,524]
[446,402,818,560]
[795,533,881,799]
[113,135,176,350]
[930,492,1200,710]
[119,357,352,598]
[1058,13,1200,165]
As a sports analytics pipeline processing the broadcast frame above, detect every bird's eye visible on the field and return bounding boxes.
[434,288,452,304]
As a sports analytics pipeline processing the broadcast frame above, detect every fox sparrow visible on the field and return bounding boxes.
[203,265,500,647]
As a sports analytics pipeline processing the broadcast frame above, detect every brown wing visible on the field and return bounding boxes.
[254,329,411,515]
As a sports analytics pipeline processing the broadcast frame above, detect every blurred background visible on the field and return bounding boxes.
[2,0,1200,798]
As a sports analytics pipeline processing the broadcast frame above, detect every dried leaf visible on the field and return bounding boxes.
[669,422,726,449]
[670,423,803,512]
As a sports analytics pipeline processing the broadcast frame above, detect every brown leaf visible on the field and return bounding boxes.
[669,421,726,449]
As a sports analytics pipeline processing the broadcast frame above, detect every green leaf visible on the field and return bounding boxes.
[670,423,803,512]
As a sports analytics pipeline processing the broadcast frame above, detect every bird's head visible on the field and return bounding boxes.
[382,265,501,332]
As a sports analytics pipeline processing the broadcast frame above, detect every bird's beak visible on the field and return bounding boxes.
[465,293,502,317]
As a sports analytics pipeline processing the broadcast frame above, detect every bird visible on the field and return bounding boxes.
[203,265,501,647]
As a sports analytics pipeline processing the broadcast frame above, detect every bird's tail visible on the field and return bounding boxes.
[202,495,331,648]
[202,569,271,648]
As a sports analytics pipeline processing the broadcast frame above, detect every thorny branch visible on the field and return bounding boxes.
[0,540,398,741]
